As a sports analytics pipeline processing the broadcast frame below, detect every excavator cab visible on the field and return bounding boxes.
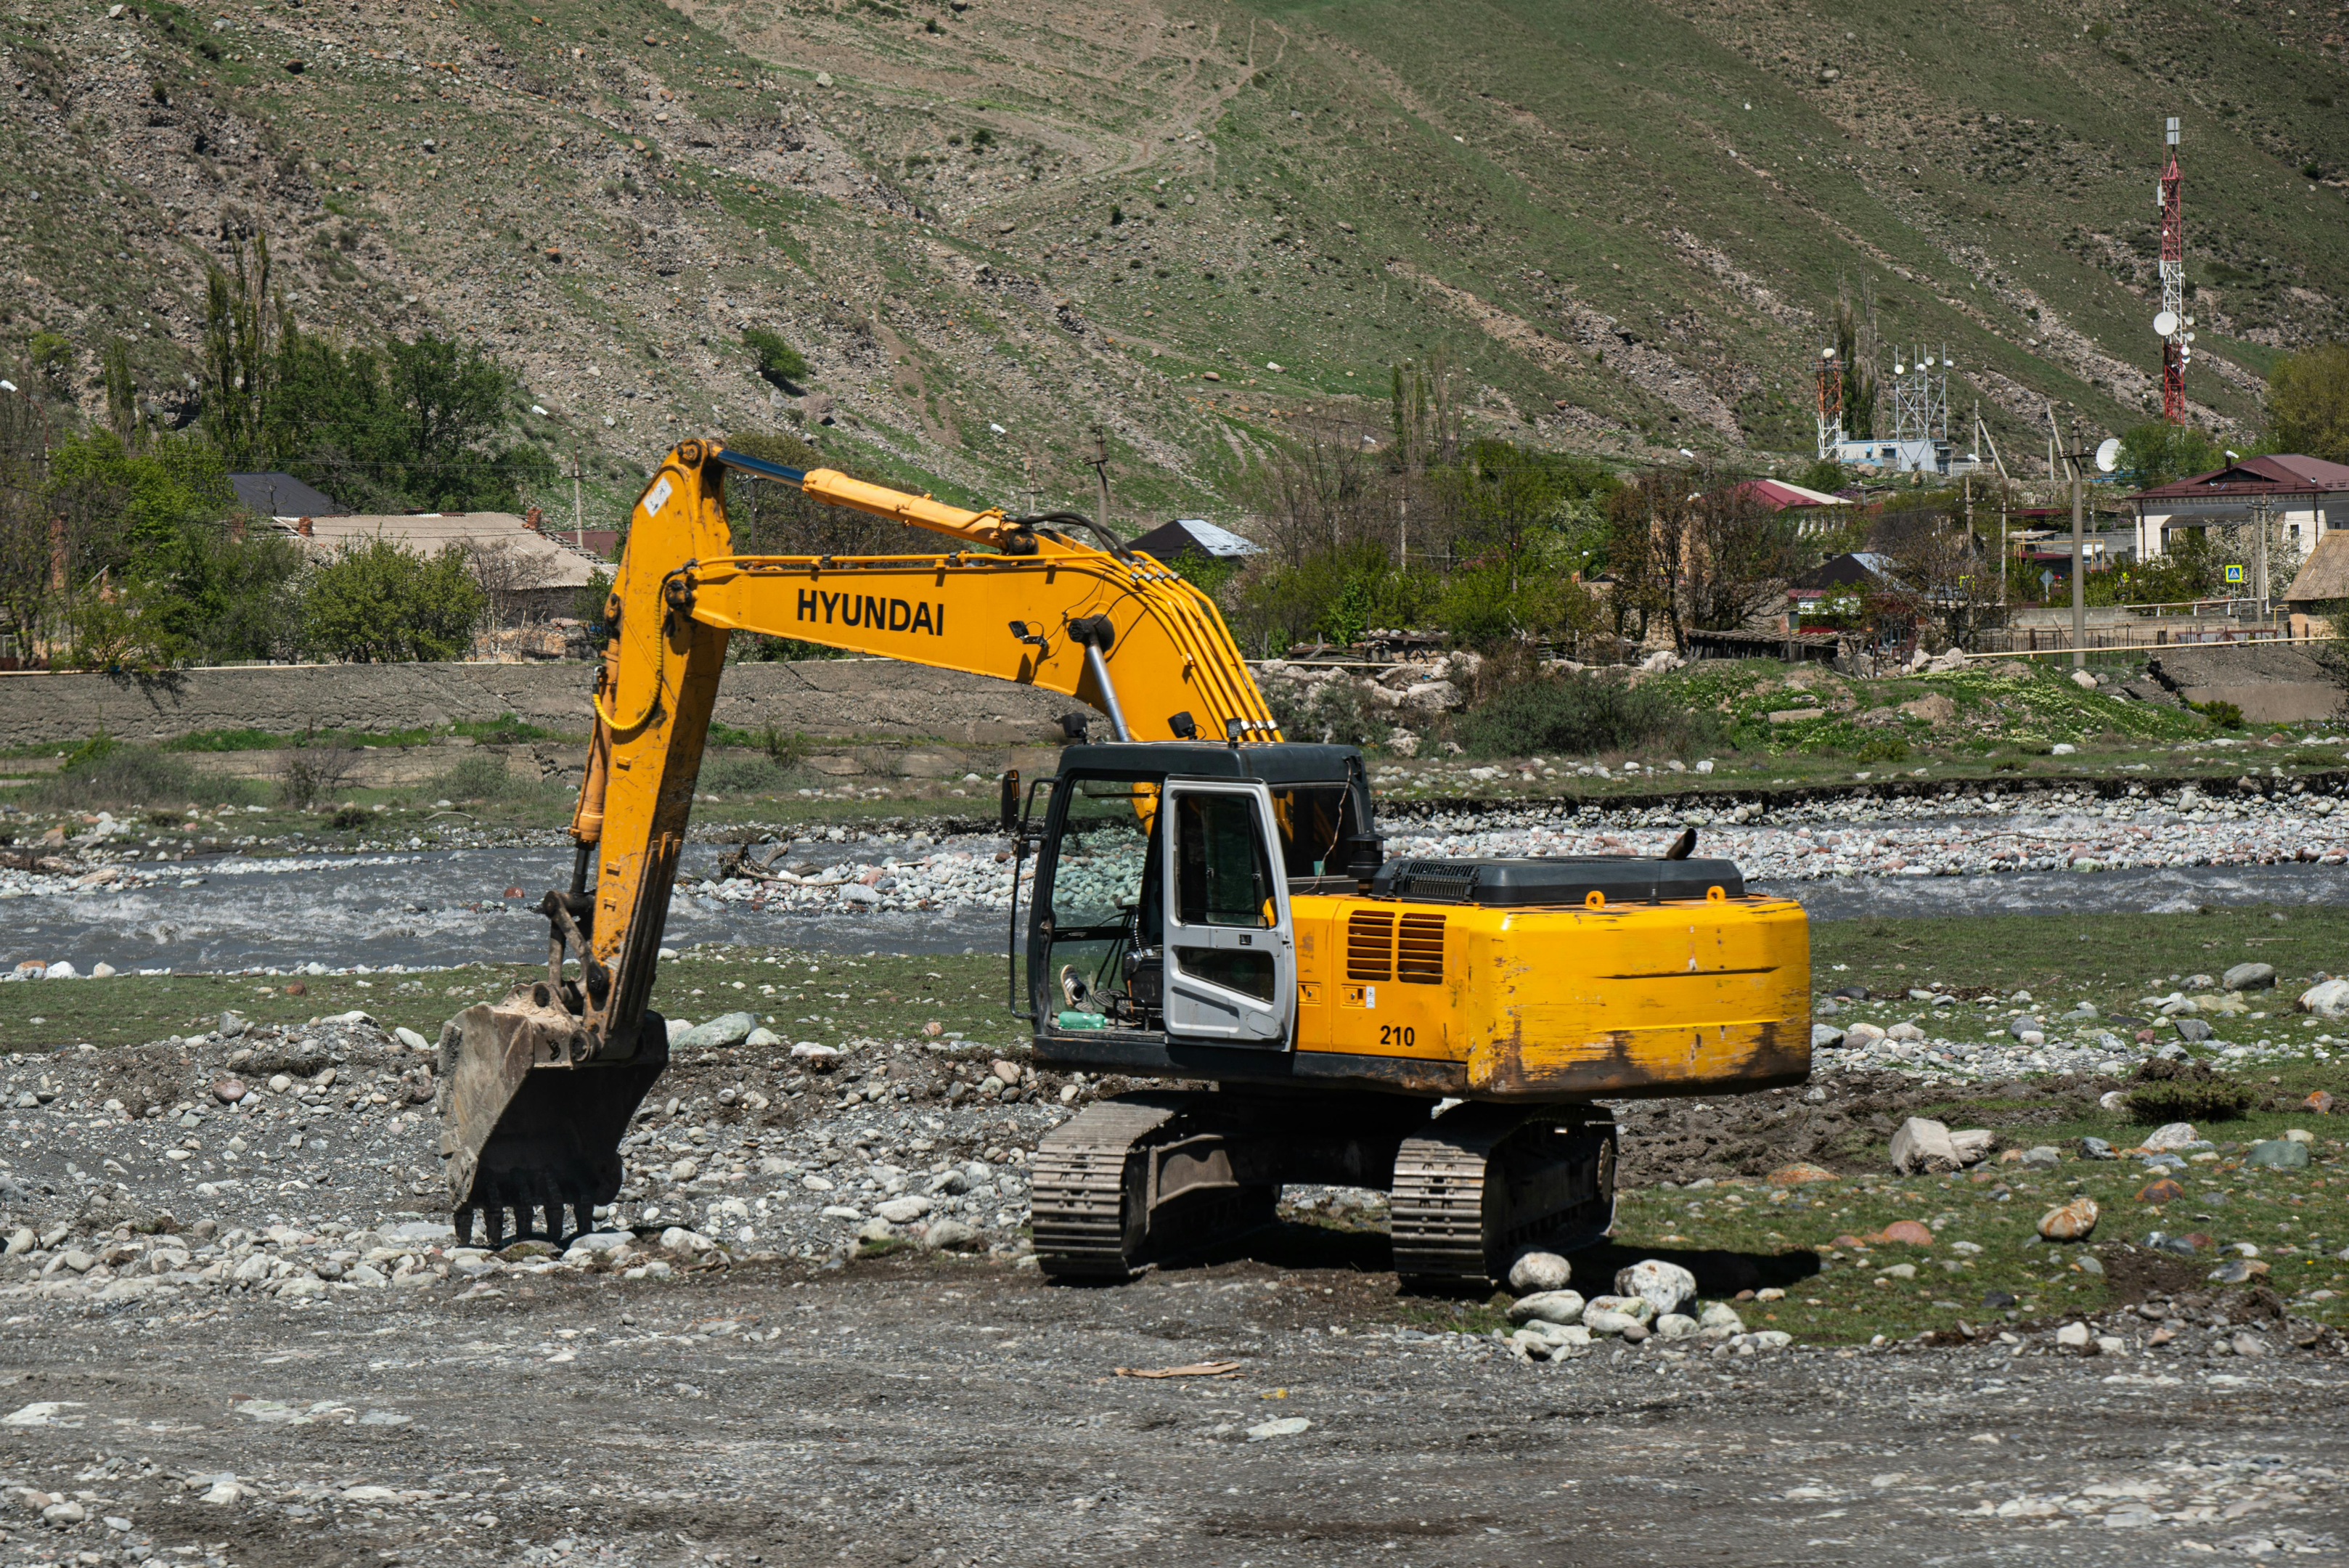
[1016,742,1376,1046]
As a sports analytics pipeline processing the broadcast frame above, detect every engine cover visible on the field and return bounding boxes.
[1369,854,1745,906]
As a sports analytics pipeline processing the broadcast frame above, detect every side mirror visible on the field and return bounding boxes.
[998,769,1020,835]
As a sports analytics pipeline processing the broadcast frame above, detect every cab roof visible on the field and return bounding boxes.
[1057,741,1363,786]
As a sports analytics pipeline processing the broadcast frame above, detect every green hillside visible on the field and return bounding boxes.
[0,0,2342,521]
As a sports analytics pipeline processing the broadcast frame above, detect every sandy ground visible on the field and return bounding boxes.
[0,1253,2342,1568]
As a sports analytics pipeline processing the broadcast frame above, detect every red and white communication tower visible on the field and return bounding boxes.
[1814,346,1844,460]
[2156,115,2191,423]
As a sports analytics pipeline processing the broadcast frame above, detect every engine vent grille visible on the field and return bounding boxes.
[1384,859,1477,903]
[1396,914,1446,984]
[1345,910,1394,982]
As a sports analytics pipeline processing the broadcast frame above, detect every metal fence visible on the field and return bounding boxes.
[1969,621,2285,656]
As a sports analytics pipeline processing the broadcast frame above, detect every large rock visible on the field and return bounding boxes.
[676,1011,759,1049]
[919,1219,981,1252]
[2222,962,2276,992]
[2007,1014,2043,1040]
[2038,1197,2099,1241]
[1506,1290,1585,1326]
[2142,1122,2202,1151]
[1948,1130,1995,1165]
[2299,979,2349,1019]
[1506,1251,1572,1294]
[1890,1116,1961,1175]
[1580,1296,1656,1336]
[1398,680,1461,716]
[1614,1259,1697,1318]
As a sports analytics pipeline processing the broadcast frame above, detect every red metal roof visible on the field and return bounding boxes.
[2128,453,2349,504]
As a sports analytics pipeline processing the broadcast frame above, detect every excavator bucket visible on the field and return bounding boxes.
[433,984,668,1247]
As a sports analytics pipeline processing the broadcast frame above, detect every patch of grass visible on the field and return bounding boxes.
[160,714,568,752]
[0,948,1020,1059]
[1455,671,1723,758]
[1811,905,2349,1000]
[699,752,791,795]
[430,752,544,804]
[1608,1095,2349,1344]
[25,744,264,812]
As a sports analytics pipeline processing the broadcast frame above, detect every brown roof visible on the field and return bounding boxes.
[274,513,602,590]
[2131,453,2349,505]
[2282,528,2349,605]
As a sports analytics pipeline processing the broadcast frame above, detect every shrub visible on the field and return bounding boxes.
[700,752,787,794]
[759,724,814,769]
[1852,735,1909,764]
[2124,1057,2254,1123]
[1267,678,1384,748]
[433,751,523,802]
[2189,698,2244,730]
[331,805,371,829]
[1453,673,1721,758]
[276,740,361,810]
[741,328,808,385]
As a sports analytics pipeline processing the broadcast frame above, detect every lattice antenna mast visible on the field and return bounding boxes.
[1889,346,1927,442]
[2157,116,2189,423]
[1815,346,1844,460]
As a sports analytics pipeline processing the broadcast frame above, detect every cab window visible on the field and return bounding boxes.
[1173,792,1272,929]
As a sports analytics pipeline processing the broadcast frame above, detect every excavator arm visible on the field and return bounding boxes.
[436,438,1280,1243]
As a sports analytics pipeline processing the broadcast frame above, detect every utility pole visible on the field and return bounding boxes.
[1998,483,2009,610]
[2070,441,2088,669]
[2047,420,2109,670]
[2252,493,2272,624]
[571,440,585,550]
[1086,425,1114,530]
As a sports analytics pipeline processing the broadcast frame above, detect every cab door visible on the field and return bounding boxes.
[1160,780,1294,1047]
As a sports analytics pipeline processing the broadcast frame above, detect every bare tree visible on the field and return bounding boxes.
[1685,478,1805,637]
[1605,467,1804,650]
[1242,425,1398,565]
[1871,502,1998,651]
[466,538,556,627]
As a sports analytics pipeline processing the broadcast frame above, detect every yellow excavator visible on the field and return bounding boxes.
[436,438,1811,1287]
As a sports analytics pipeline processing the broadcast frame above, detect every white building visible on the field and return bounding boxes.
[2128,454,2349,566]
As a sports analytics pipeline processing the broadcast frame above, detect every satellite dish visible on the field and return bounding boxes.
[2154,309,2180,338]
[2095,438,2122,474]
[1822,347,1837,359]
[1894,363,1907,375]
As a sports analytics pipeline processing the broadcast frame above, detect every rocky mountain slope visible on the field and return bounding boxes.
[2,0,2344,522]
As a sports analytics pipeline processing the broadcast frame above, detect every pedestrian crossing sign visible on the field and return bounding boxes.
[2225,564,2245,584]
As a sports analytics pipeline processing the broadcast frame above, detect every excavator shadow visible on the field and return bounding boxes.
[1054,1222,1825,1299]
[1057,1217,1393,1284]
[1558,1242,1825,1301]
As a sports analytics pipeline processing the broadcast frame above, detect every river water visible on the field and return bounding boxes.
[4,838,2346,976]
